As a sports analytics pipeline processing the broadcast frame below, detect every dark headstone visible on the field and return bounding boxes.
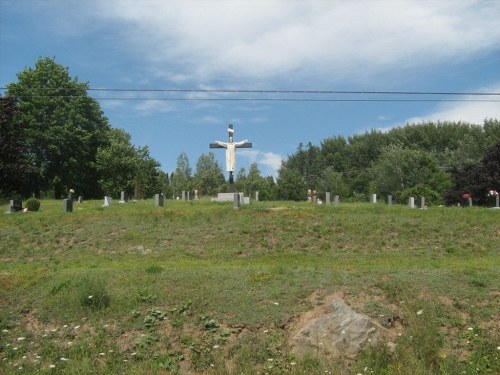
[154,193,164,207]
[9,199,22,212]
[63,198,73,213]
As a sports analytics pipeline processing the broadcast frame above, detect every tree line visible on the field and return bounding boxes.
[1,57,499,204]
[277,120,500,205]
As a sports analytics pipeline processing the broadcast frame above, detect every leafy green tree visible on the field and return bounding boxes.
[96,129,163,199]
[371,145,451,202]
[171,152,192,196]
[193,152,225,196]
[317,167,350,199]
[95,129,137,198]
[134,146,162,198]
[6,57,111,198]
[277,166,307,201]
[0,96,35,197]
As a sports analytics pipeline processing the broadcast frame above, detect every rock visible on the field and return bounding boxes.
[291,297,386,359]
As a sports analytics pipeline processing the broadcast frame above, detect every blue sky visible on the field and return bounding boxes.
[1,0,500,178]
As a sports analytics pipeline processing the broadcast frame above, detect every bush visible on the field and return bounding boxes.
[25,197,40,211]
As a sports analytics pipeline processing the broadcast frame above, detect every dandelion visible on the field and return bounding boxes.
[416,310,423,315]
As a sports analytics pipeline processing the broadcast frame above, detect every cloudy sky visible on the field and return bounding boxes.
[1,0,500,176]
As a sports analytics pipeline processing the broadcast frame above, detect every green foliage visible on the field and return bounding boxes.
[25,197,40,211]
[277,167,307,201]
[171,152,192,196]
[399,185,442,205]
[6,57,111,198]
[0,96,35,197]
[193,152,225,196]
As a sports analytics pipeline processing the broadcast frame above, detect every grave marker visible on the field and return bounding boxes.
[371,194,377,204]
[334,195,340,207]
[154,193,164,207]
[325,192,331,206]
[119,191,126,204]
[62,198,73,213]
[233,193,240,209]
[409,197,415,209]
[387,195,392,206]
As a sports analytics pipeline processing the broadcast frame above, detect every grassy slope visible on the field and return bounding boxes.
[0,200,498,374]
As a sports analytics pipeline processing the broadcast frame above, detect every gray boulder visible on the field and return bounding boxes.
[291,297,386,359]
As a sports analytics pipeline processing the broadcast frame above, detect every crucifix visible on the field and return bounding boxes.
[210,123,252,192]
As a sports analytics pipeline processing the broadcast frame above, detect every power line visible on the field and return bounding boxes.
[4,95,500,103]
[1,87,500,96]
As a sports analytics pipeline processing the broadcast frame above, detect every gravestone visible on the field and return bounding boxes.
[312,190,317,204]
[154,193,164,207]
[233,193,240,209]
[187,191,190,200]
[8,199,22,213]
[420,196,425,209]
[334,195,340,207]
[409,196,415,209]
[468,197,473,207]
[103,196,112,206]
[387,195,392,206]
[325,192,331,206]
[307,189,312,202]
[77,196,82,203]
[182,190,186,201]
[371,194,377,204]
[62,198,73,213]
[194,190,199,200]
[497,195,500,208]
[255,191,259,201]
[119,191,126,204]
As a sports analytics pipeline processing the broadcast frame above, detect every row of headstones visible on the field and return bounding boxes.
[311,192,500,208]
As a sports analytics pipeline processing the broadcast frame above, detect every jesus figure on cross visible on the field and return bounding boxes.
[210,124,252,191]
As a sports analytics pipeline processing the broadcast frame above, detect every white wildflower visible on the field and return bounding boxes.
[467,327,473,331]
[49,364,55,369]
[17,337,25,341]
[60,357,69,361]
[416,310,423,315]
[74,325,80,330]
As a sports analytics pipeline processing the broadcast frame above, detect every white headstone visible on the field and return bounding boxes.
[371,194,377,204]
[103,196,112,206]
[334,195,340,207]
[409,197,415,209]
[119,191,125,203]
[325,192,331,206]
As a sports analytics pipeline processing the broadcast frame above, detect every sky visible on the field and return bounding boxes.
[1,0,500,178]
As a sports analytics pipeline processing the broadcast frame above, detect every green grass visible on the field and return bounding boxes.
[0,199,498,374]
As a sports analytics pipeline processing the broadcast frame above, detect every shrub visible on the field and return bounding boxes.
[25,197,40,211]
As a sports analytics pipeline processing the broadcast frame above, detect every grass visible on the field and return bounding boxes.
[0,199,498,374]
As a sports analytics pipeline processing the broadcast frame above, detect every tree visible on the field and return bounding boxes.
[95,128,137,198]
[171,152,192,196]
[95,129,163,199]
[6,57,111,198]
[445,141,500,205]
[193,152,225,196]
[277,166,307,201]
[371,145,451,203]
[0,96,35,197]
[317,167,350,198]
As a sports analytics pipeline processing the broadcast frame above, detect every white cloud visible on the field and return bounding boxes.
[239,149,283,177]
[96,0,500,84]
[404,83,500,125]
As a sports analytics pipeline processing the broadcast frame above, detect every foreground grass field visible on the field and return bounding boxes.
[0,199,498,374]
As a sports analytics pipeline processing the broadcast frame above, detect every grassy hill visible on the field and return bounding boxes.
[0,200,498,374]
